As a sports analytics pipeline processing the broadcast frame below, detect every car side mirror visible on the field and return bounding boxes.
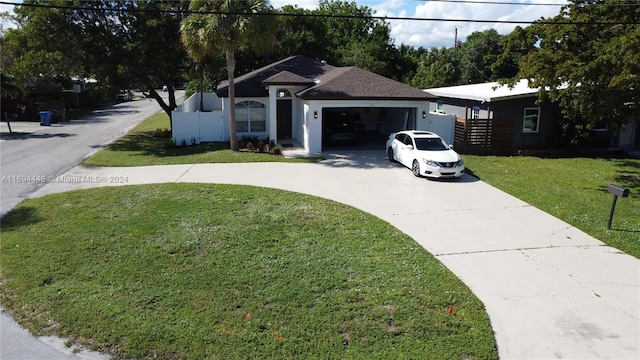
[449,144,454,150]
[406,144,414,150]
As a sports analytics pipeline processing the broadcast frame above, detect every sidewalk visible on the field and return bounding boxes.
[9,153,640,359]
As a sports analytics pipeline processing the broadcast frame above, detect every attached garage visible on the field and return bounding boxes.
[321,106,419,150]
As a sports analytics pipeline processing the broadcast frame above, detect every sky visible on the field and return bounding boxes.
[270,0,569,48]
[1,0,569,49]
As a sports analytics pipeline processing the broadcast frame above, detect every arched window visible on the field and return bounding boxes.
[235,101,266,132]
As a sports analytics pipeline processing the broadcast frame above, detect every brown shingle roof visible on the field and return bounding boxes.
[216,56,334,97]
[217,55,436,101]
[262,71,316,86]
[298,67,435,100]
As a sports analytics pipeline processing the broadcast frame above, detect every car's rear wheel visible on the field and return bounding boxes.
[412,160,421,177]
[387,148,396,162]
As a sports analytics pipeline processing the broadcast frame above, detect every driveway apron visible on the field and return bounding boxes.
[22,151,640,359]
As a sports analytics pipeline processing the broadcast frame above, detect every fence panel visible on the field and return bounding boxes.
[455,117,512,154]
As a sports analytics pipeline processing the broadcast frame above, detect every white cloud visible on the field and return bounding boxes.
[269,0,320,10]
[376,0,568,48]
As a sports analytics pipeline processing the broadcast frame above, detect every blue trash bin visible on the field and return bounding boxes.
[39,111,51,126]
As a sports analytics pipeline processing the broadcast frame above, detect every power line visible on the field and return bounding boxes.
[411,0,568,5]
[409,0,640,6]
[0,1,638,26]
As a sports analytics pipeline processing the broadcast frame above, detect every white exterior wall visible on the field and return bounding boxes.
[268,88,278,142]
[182,92,222,112]
[304,102,324,154]
[416,112,456,145]
[429,101,492,119]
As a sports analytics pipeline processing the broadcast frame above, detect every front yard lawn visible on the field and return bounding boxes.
[0,184,497,359]
[84,112,321,167]
[463,155,640,258]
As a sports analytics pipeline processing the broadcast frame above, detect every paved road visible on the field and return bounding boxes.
[25,156,640,360]
[0,92,183,218]
[0,92,183,360]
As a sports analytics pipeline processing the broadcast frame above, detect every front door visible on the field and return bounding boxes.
[277,99,292,139]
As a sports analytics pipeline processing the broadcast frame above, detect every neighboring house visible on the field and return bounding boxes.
[425,80,564,154]
[173,55,437,154]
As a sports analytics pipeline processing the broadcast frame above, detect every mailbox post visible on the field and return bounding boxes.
[607,184,630,230]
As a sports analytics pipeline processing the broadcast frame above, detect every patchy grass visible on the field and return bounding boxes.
[0,184,497,359]
[463,155,640,258]
[84,112,321,167]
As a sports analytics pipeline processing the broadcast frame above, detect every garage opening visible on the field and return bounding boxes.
[322,107,416,151]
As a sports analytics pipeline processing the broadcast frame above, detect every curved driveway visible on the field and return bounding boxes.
[25,150,640,359]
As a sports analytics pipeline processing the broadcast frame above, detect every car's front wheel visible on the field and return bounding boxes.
[412,159,421,177]
[387,148,396,163]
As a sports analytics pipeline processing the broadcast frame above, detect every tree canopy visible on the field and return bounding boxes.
[496,0,640,139]
[2,0,188,121]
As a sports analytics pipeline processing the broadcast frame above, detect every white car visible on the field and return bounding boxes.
[386,130,465,178]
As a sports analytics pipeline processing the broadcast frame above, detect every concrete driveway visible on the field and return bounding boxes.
[10,150,640,359]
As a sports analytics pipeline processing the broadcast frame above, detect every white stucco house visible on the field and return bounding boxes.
[173,55,440,154]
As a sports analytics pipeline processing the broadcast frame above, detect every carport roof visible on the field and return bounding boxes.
[217,55,436,101]
[425,80,541,103]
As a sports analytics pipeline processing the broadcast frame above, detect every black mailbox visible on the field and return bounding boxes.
[607,184,629,198]
[607,184,630,229]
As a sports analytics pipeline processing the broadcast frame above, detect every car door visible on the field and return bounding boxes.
[396,134,413,167]
[391,134,404,164]
[402,134,417,167]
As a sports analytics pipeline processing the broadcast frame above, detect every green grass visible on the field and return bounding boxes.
[0,184,497,360]
[84,112,321,167]
[463,155,640,258]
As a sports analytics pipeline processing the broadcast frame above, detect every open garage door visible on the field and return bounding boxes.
[322,107,416,151]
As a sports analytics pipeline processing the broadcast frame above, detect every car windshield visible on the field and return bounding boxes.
[414,137,449,151]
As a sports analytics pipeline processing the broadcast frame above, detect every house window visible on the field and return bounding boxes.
[523,107,540,133]
[277,89,291,98]
[472,106,480,119]
[235,101,266,132]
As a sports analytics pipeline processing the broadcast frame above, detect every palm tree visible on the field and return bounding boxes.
[180,15,209,112]
[181,0,276,151]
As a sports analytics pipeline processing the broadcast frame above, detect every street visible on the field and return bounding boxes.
[0,91,184,218]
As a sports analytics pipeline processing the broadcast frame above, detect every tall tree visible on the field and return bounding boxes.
[410,47,460,89]
[458,29,513,84]
[317,0,395,76]
[496,0,640,140]
[182,0,276,151]
[2,0,188,128]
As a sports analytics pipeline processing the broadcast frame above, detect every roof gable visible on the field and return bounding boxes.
[217,56,334,97]
[262,71,316,86]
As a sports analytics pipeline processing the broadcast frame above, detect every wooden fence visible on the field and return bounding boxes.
[454,117,512,154]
